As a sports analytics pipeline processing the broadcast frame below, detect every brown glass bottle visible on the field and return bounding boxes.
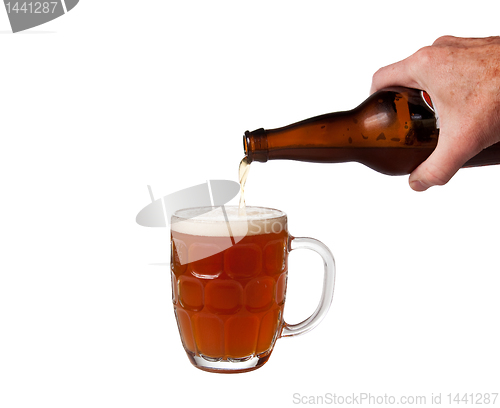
[243,87,500,175]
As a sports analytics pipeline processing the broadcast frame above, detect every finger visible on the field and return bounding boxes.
[433,35,500,47]
[408,135,477,191]
[409,151,459,192]
[370,57,421,94]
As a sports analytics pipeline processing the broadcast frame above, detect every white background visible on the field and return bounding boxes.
[1,1,499,407]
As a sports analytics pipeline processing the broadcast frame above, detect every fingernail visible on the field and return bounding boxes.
[410,179,428,192]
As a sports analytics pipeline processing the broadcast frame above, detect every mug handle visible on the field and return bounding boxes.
[280,236,336,338]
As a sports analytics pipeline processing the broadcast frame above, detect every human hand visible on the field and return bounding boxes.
[371,36,500,191]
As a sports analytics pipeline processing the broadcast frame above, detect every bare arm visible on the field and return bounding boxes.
[371,36,500,191]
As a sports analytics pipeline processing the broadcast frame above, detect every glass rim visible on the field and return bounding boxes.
[171,205,287,223]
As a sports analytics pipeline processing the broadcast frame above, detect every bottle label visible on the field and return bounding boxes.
[422,90,440,129]
[422,91,434,111]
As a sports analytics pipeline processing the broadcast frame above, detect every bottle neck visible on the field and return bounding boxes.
[244,110,356,164]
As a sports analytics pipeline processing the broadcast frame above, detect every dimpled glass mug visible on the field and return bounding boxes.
[170,206,335,373]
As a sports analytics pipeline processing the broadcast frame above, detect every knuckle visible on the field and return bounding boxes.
[413,45,437,67]
[484,35,500,43]
[432,35,455,45]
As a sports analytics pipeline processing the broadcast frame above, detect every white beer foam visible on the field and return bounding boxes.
[171,206,287,237]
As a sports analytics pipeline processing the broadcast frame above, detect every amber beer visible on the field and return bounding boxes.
[171,206,288,372]
[243,87,500,175]
[170,206,335,373]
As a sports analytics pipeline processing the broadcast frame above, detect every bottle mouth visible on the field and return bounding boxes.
[243,129,268,163]
[243,131,250,157]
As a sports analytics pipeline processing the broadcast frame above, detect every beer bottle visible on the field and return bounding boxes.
[243,87,500,175]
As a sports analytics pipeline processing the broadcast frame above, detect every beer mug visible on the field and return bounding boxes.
[170,206,335,373]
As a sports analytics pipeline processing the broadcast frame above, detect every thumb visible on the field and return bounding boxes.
[408,137,473,192]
